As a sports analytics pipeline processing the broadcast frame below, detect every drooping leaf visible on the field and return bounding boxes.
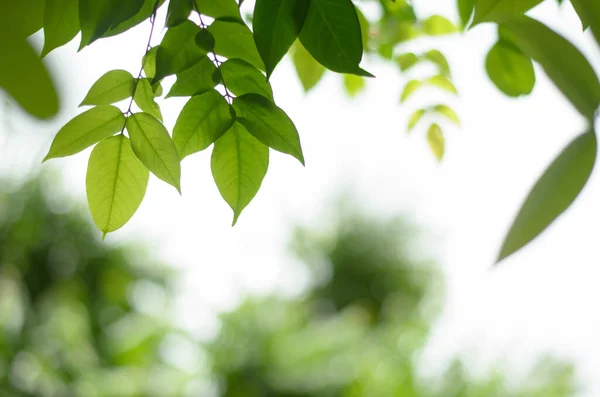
[79,0,131,49]
[86,134,149,236]
[41,0,80,57]
[154,20,206,81]
[570,0,590,30]
[472,0,543,25]
[570,0,600,46]
[497,130,597,262]
[407,109,426,132]
[80,70,136,106]
[395,53,419,72]
[172,90,235,158]
[166,0,193,27]
[424,50,451,76]
[253,0,309,78]
[44,106,125,160]
[126,112,181,191]
[211,122,269,225]
[166,56,219,98]
[104,0,166,38]
[400,80,422,102]
[0,0,45,39]
[501,17,600,120]
[298,0,366,75]
[110,0,145,29]
[457,0,475,27]
[0,38,59,119]
[208,20,265,71]
[485,40,535,97]
[233,93,304,164]
[426,75,458,94]
[134,78,163,121]
[422,15,458,36]
[432,104,460,125]
[143,47,158,78]
[427,123,445,161]
[291,40,326,92]
[220,59,274,100]
[343,74,365,97]
[195,0,242,21]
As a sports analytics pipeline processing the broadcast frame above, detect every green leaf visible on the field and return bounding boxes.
[44,106,125,160]
[395,53,419,72]
[400,80,422,102]
[233,93,304,164]
[86,134,149,237]
[422,15,458,36]
[79,0,122,48]
[570,0,590,30]
[195,28,216,52]
[472,0,543,25]
[41,0,80,57]
[407,109,425,132]
[220,59,274,100]
[152,81,163,97]
[432,104,460,125]
[0,38,59,119]
[143,47,158,79]
[298,0,364,75]
[343,74,365,97]
[211,122,269,225]
[570,0,600,47]
[457,0,475,27]
[166,0,193,27]
[426,75,458,94]
[80,70,136,106]
[291,40,326,92]
[173,90,235,159]
[0,0,45,39]
[154,20,206,81]
[497,130,596,262]
[208,20,265,71]
[485,40,535,97]
[356,7,370,51]
[166,57,219,98]
[253,0,309,78]
[427,123,445,161]
[423,50,451,76]
[104,0,165,38]
[134,78,163,121]
[501,17,600,119]
[195,0,242,21]
[126,112,181,191]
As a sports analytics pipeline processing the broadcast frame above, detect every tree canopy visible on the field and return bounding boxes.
[0,0,599,262]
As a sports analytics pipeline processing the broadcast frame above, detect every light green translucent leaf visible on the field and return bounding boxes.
[426,75,458,94]
[407,109,425,132]
[208,20,265,71]
[220,59,274,100]
[211,122,269,225]
[44,106,125,160]
[343,74,365,97]
[570,0,600,47]
[427,123,445,161]
[432,104,460,125]
[166,0,193,27]
[501,17,600,119]
[80,70,136,106]
[167,57,219,98]
[395,53,419,72]
[291,40,326,92]
[126,112,181,191]
[356,7,370,51]
[42,0,80,56]
[173,90,235,159]
[134,78,163,121]
[424,50,451,76]
[195,0,242,21]
[154,20,206,81]
[472,0,543,25]
[233,93,304,164]
[400,80,422,102]
[498,130,596,262]
[143,47,158,79]
[485,40,535,97]
[422,15,458,36]
[86,134,149,236]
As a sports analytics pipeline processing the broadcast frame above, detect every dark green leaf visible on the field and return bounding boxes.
[472,0,543,25]
[86,134,149,237]
[497,130,596,262]
[195,29,216,52]
[457,0,475,27]
[211,122,269,225]
[127,112,181,191]
[154,20,206,81]
[42,0,80,57]
[208,20,265,71]
[134,78,163,121]
[427,123,444,161]
[501,17,600,119]
[104,0,165,38]
[422,15,458,36]
[172,90,235,158]
[79,0,124,48]
[233,93,304,164]
[291,40,326,92]
[0,0,45,39]
[195,0,242,21]
[220,59,274,100]
[166,0,193,27]
[166,56,219,98]
[44,106,125,160]
[80,70,136,106]
[485,40,535,97]
[570,0,600,46]
[253,0,309,78]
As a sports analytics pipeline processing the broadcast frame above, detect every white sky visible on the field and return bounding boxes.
[2,0,600,394]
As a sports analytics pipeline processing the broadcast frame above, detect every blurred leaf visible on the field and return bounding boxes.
[356,7,370,50]
[432,105,460,125]
[407,109,426,132]
[292,40,326,92]
[458,0,475,27]
[395,53,419,71]
[424,50,451,76]
[570,0,600,45]
[422,15,458,36]
[343,74,366,97]
[426,75,458,94]
[485,40,535,97]
[80,70,136,106]
[42,0,80,56]
[400,80,422,102]
[427,123,445,161]
[472,0,543,25]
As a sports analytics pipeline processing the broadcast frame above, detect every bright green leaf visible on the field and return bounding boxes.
[497,130,596,262]
[407,109,425,132]
[166,0,193,27]
[233,93,304,164]
[86,134,149,236]
[343,74,365,97]
[44,106,125,160]
[134,78,163,121]
[485,40,535,97]
[472,0,543,25]
[426,75,458,94]
[400,80,422,102]
[126,112,181,191]
[172,90,235,159]
[356,7,370,51]
[424,50,451,76]
[195,0,242,21]
[42,0,80,57]
[211,122,269,225]
[208,20,265,71]
[143,47,158,79]
[154,20,206,81]
[501,17,600,119]
[291,40,326,92]
[395,53,419,72]
[167,57,219,98]
[220,59,274,100]
[80,70,136,106]
[427,123,445,161]
[432,104,460,125]
[422,15,458,36]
